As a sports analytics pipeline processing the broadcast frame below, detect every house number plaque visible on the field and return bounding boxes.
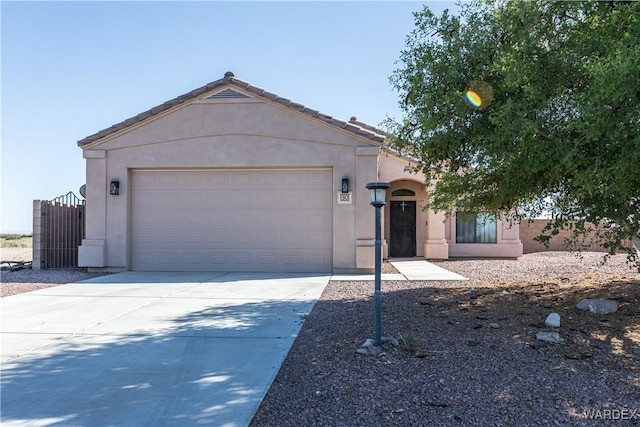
[337,192,352,205]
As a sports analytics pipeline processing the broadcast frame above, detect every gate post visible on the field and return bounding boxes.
[32,200,43,270]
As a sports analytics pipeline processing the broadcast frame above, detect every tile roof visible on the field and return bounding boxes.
[77,72,388,147]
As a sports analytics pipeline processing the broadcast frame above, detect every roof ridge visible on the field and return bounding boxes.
[77,72,387,147]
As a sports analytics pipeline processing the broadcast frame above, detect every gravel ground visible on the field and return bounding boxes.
[1,247,107,297]
[3,248,639,425]
[251,252,640,427]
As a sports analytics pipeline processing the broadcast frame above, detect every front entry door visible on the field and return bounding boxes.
[390,201,416,257]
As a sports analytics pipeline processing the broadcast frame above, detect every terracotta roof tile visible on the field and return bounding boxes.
[78,72,386,146]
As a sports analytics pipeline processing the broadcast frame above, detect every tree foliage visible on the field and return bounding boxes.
[386,0,640,266]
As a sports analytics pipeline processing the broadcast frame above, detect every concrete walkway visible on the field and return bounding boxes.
[390,259,468,281]
[1,272,330,427]
[331,259,467,281]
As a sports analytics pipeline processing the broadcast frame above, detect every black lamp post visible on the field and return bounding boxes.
[365,181,390,346]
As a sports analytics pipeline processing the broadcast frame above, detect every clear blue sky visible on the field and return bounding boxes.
[1,1,457,234]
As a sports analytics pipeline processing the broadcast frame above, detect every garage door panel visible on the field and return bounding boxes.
[183,172,209,188]
[132,231,155,246]
[255,212,279,228]
[308,192,331,208]
[158,252,180,266]
[308,213,330,228]
[158,231,180,247]
[254,231,277,248]
[256,172,278,187]
[254,191,280,208]
[159,173,181,188]
[226,212,254,228]
[183,252,205,266]
[131,212,156,229]
[134,193,157,209]
[283,191,305,206]
[283,254,304,266]
[283,171,304,185]
[229,191,256,208]
[256,254,278,266]
[131,169,332,272]
[157,190,181,206]
[207,231,227,245]
[308,171,330,184]
[132,173,157,189]
[278,213,305,228]
[208,253,227,265]
[181,190,207,208]
[158,213,180,228]
[306,230,332,248]
[181,212,209,228]
[207,172,227,185]
[183,231,206,245]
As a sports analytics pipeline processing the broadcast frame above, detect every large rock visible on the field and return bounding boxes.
[576,299,618,315]
[545,313,561,328]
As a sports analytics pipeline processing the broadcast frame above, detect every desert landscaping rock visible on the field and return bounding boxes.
[358,337,399,355]
[361,338,375,348]
[576,298,618,314]
[545,312,561,327]
[536,331,565,344]
[381,336,400,347]
[252,253,639,427]
[489,322,500,329]
[356,345,382,356]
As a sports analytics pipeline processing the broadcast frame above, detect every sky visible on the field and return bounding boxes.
[1,1,458,234]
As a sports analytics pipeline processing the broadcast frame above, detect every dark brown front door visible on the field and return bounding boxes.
[390,201,416,257]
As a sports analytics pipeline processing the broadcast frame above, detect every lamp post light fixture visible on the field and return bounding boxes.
[365,181,390,346]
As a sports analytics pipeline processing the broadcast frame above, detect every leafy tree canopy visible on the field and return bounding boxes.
[386,0,640,266]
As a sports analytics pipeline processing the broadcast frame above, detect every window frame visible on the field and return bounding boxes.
[455,212,497,244]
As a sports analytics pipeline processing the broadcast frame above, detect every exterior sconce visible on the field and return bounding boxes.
[341,177,349,193]
[110,179,120,195]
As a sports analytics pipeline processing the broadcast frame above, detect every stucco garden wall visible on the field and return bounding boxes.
[519,219,633,254]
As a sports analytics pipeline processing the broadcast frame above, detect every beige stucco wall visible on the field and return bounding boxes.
[79,87,380,272]
[377,154,522,260]
[79,85,523,271]
[446,214,523,258]
[519,219,633,254]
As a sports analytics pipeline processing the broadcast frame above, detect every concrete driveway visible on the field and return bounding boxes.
[1,272,330,427]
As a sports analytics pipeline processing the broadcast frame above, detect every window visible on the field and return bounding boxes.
[391,189,415,197]
[456,212,497,243]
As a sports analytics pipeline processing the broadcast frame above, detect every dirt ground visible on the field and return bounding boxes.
[251,254,640,426]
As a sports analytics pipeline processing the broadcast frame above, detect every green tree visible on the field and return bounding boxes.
[386,0,640,267]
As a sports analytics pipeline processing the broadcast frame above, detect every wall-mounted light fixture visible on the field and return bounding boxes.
[110,179,120,195]
[341,177,349,194]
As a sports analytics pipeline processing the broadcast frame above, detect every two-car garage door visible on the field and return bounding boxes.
[130,169,333,272]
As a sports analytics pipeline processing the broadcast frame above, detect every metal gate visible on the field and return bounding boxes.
[34,192,86,269]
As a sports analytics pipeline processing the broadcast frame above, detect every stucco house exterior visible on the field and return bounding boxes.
[78,72,522,273]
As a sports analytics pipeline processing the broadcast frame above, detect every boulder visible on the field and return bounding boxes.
[536,332,564,344]
[576,299,618,315]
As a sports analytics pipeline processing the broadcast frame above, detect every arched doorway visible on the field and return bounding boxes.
[384,180,427,258]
